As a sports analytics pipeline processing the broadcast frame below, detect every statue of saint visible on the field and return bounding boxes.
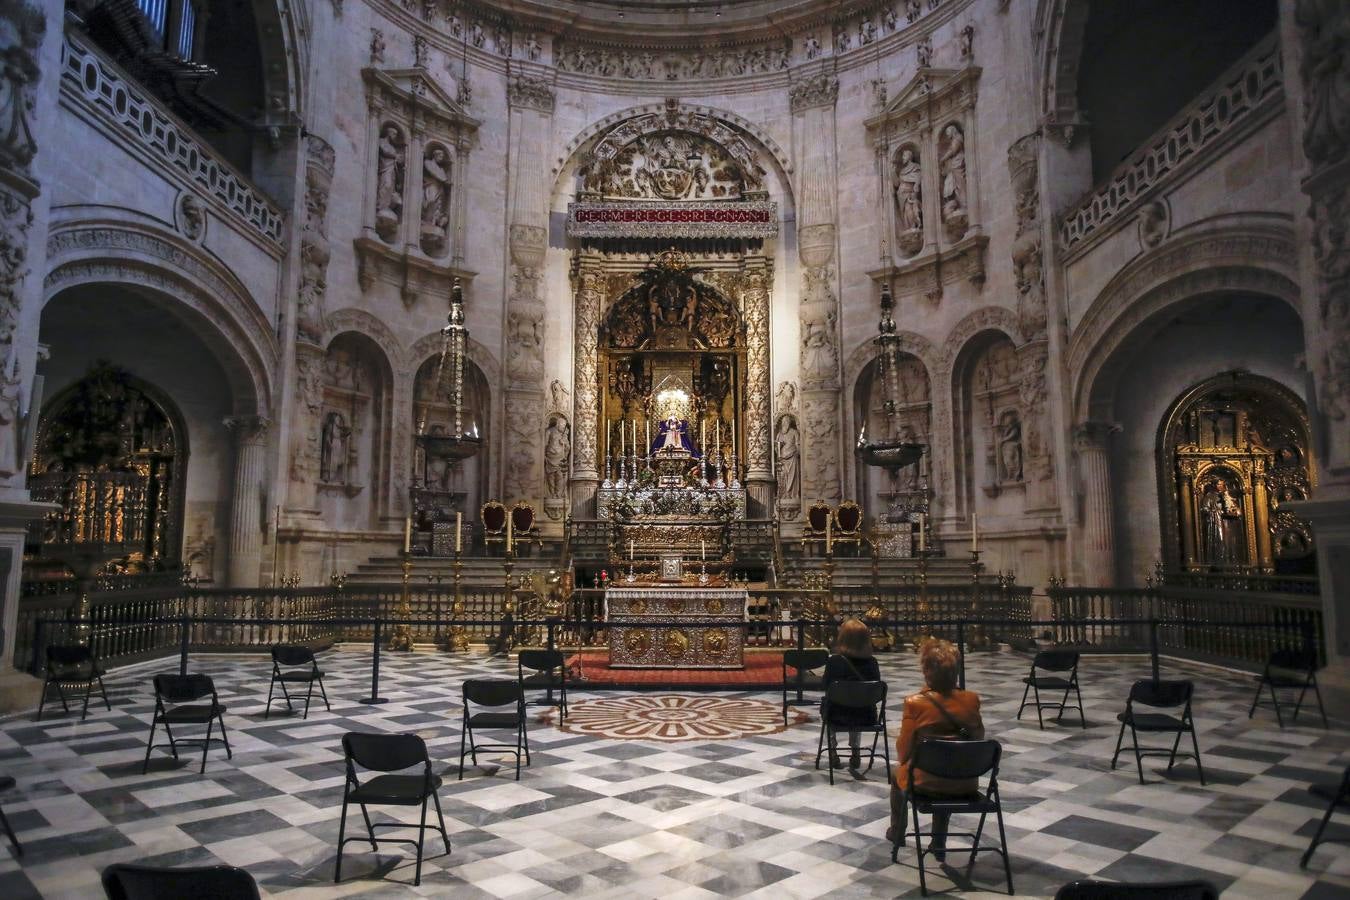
[320,411,350,483]
[1201,478,1243,567]
[420,145,451,254]
[652,414,698,457]
[893,147,923,233]
[544,415,571,499]
[997,410,1023,482]
[374,125,404,241]
[775,414,800,501]
[939,123,967,221]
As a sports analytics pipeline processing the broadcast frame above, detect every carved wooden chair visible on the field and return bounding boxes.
[833,501,864,556]
[510,502,542,556]
[481,501,507,555]
[801,501,832,556]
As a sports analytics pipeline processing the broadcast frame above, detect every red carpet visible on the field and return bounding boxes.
[565,651,787,689]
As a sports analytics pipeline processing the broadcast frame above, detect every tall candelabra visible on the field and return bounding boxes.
[389,554,415,651]
[449,545,468,652]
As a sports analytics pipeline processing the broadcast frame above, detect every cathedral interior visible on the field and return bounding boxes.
[0,0,1346,896]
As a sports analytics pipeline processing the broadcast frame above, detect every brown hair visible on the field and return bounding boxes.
[835,618,874,658]
[919,638,961,693]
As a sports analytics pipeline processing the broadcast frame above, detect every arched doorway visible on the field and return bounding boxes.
[27,363,188,578]
[1158,371,1316,575]
[317,333,395,531]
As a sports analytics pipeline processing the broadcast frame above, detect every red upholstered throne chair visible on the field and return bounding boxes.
[481,501,507,555]
[801,501,832,556]
[833,501,864,556]
[510,502,542,556]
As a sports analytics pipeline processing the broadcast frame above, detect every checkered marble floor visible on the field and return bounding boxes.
[0,648,1346,898]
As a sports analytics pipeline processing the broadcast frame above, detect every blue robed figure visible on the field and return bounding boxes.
[652,414,700,458]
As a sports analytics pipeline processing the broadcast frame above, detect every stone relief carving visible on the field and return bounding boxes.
[1138,199,1169,249]
[0,355,20,478]
[996,409,1023,483]
[789,74,839,114]
[320,411,351,484]
[571,269,603,481]
[741,266,772,478]
[420,143,451,257]
[0,189,32,348]
[1019,345,1053,482]
[939,122,968,240]
[175,193,206,241]
[893,144,924,256]
[917,37,933,68]
[906,1,922,23]
[413,34,429,68]
[1008,133,1046,339]
[523,33,542,62]
[505,294,544,384]
[508,75,555,113]
[502,394,542,503]
[801,265,840,387]
[298,135,335,345]
[555,40,790,81]
[291,349,325,483]
[804,35,821,60]
[549,379,570,414]
[581,130,762,201]
[374,123,406,243]
[801,394,841,503]
[959,24,975,60]
[775,412,801,510]
[369,28,385,65]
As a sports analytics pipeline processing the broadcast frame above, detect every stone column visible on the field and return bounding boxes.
[1275,1,1350,713]
[501,71,554,508]
[570,255,604,515]
[791,71,843,507]
[1074,422,1119,586]
[225,416,270,586]
[742,257,774,514]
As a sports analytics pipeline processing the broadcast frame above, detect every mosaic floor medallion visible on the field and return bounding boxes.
[543,693,805,741]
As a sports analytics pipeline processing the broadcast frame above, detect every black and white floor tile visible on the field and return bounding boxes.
[0,648,1346,898]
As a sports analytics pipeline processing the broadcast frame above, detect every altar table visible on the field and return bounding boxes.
[605,586,747,669]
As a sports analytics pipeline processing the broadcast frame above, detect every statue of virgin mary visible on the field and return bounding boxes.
[651,414,699,458]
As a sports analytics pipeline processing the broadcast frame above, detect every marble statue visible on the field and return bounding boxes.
[940,123,968,222]
[320,411,350,483]
[997,409,1022,482]
[420,145,451,255]
[775,413,800,502]
[374,125,405,242]
[544,414,571,499]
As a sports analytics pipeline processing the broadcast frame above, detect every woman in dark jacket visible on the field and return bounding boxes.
[821,618,882,771]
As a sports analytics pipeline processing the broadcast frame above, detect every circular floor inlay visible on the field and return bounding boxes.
[542,694,805,741]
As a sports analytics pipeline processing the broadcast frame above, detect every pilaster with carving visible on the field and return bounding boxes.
[288,344,326,512]
[225,415,270,586]
[570,256,604,514]
[501,69,554,507]
[792,70,843,506]
[741,256,773,512]
[297,136,334,345]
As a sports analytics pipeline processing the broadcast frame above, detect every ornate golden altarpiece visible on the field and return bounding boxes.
[1159,372,1316,574]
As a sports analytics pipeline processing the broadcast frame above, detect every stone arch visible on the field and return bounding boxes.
[1070,218,1300,423]
[42,221,277,417]
[251,0,304,120]
[1035,0,1093,140]
[323,308,407,372]
[947,326,1023,519]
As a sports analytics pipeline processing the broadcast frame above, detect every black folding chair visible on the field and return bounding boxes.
[142,673,232,775]
[335,732,449,887]
[1054,879,1218,899]
[518,649,568,719]
[1248,647,1327,728]
[36,644,111,722]
[1301,763,1350,868]
[1016,650,1085,729]
[1111,679,1204,785]
[814,680,890,785]
[265,644,330,719]
[459,680,530,781]
[782,648,829,726]
[102,862,260,899]
[898,738,1013,896]
[0,775,20,857]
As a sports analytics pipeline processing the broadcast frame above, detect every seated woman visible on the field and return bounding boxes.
[889,638,985,856]
[822,618,882,772]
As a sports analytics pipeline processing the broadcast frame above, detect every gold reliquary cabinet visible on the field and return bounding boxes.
[865,66,987,306]
[354,67,479,308]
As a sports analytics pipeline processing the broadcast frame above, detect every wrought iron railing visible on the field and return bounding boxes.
[1158,570,1319,595]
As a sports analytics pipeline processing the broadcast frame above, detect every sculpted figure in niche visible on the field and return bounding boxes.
[320,411,351,483]
[893,146,923,256]
[420,145,451,256]
[374,124,405,242]
[775,413,800,503]
[0,359,21,478]
[1200,478,1244,567]
[997,410,1022,482]
[544,414,571,499]
[940,123,968,228]
[804,35,821,60]
[507,308,543,380]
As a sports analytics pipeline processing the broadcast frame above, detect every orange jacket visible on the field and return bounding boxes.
[894,688,986,795]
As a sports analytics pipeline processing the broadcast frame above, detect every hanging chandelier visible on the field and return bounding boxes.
[855,284,924,471]
[416,278,482,462]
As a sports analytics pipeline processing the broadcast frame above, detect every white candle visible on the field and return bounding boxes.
[605,419,610,459]
[731,420,736,454]
[507,513,513,553]
[971,511,978,553]
[629,539,634,560]
[646,419,651,454]
[455,511,462,553]
[701,419,706,451]
[701,540,705,561]
[918,513,926,553]
[716,420,720,455]
[403,515,412,554]
[620,420,625,456]
[826,514,832,555]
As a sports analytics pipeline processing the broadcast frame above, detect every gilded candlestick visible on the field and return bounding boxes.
[449,549,468,651]
[389,555,415,651]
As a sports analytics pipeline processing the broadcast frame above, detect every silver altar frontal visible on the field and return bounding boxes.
[605,586,748,669]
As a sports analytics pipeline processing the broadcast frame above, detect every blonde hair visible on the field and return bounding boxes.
[919,638,961,693]
[835,618,874,658]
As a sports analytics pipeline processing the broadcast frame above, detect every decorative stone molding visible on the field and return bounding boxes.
[867,66,983,268]
[0,181,35,350]
[508,74,555,113]
[867,233,988,307]
[322,308,407,373]
[1008,132,1046,339]
[788,74,839,113]
[1058,37,1283,253]
[360,66,480,269]
[741,259,773,512]
[0,1,45,181]
[60,33,285,248]
[43,223,276,411]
